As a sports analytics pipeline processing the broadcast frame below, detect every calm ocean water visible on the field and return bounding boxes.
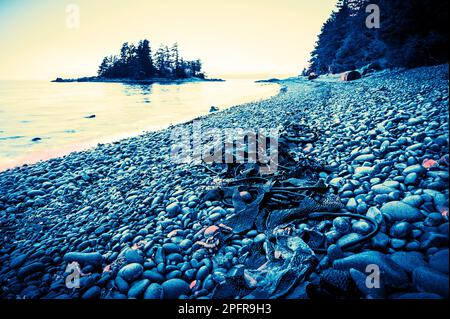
[0,79,279,171]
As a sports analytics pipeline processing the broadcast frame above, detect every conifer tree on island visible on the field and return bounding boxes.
[97,39,204,80]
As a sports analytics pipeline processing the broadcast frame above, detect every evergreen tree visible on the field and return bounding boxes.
[137,39,155,77]
[98,57,109,77]
[97,39,203,80]
[164,45,172,76]
[154,45,166,77]
[170,43,180,71]
[307,0,448,75]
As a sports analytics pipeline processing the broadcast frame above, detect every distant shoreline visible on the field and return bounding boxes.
[51,76,225,84]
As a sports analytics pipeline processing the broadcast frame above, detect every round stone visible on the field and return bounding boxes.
[389,222,412,238]
[144,283,164,299]
[352,220,372,235]
[161,279,190,299]
[333,217,351,234]
[166,203,181,217]
[118,263,144,282]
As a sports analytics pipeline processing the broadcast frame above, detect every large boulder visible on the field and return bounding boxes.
[341,70,361,81]
[413,266,449,297]
[333,251,408,288]
[308,72,318,80]
[380,201,424,222]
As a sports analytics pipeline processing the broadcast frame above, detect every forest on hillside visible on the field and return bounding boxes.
[306,0,449,75]
[97,40,204,80]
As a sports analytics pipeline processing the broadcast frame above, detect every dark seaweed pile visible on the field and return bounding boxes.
[196,121,380,298]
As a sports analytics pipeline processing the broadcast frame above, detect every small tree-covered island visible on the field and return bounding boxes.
[53,40,223,83]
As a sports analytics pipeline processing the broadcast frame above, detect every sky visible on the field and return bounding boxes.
[0,0,337,80]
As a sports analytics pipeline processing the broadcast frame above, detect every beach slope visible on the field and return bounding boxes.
[0,65,448,299]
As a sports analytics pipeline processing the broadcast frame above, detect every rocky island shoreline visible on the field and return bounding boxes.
[52,76,225,84]
[0,64,448,299]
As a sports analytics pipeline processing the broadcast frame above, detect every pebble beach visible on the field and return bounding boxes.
[0,64,448,299]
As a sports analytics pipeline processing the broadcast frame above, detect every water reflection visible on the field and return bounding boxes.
[0,79,279,171]
[122,83,153,104]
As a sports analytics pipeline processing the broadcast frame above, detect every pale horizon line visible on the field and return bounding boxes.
[0,72,300,82]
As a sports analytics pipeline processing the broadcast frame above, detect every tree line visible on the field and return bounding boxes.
[97,40,204,79]
[306,0,448,75]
